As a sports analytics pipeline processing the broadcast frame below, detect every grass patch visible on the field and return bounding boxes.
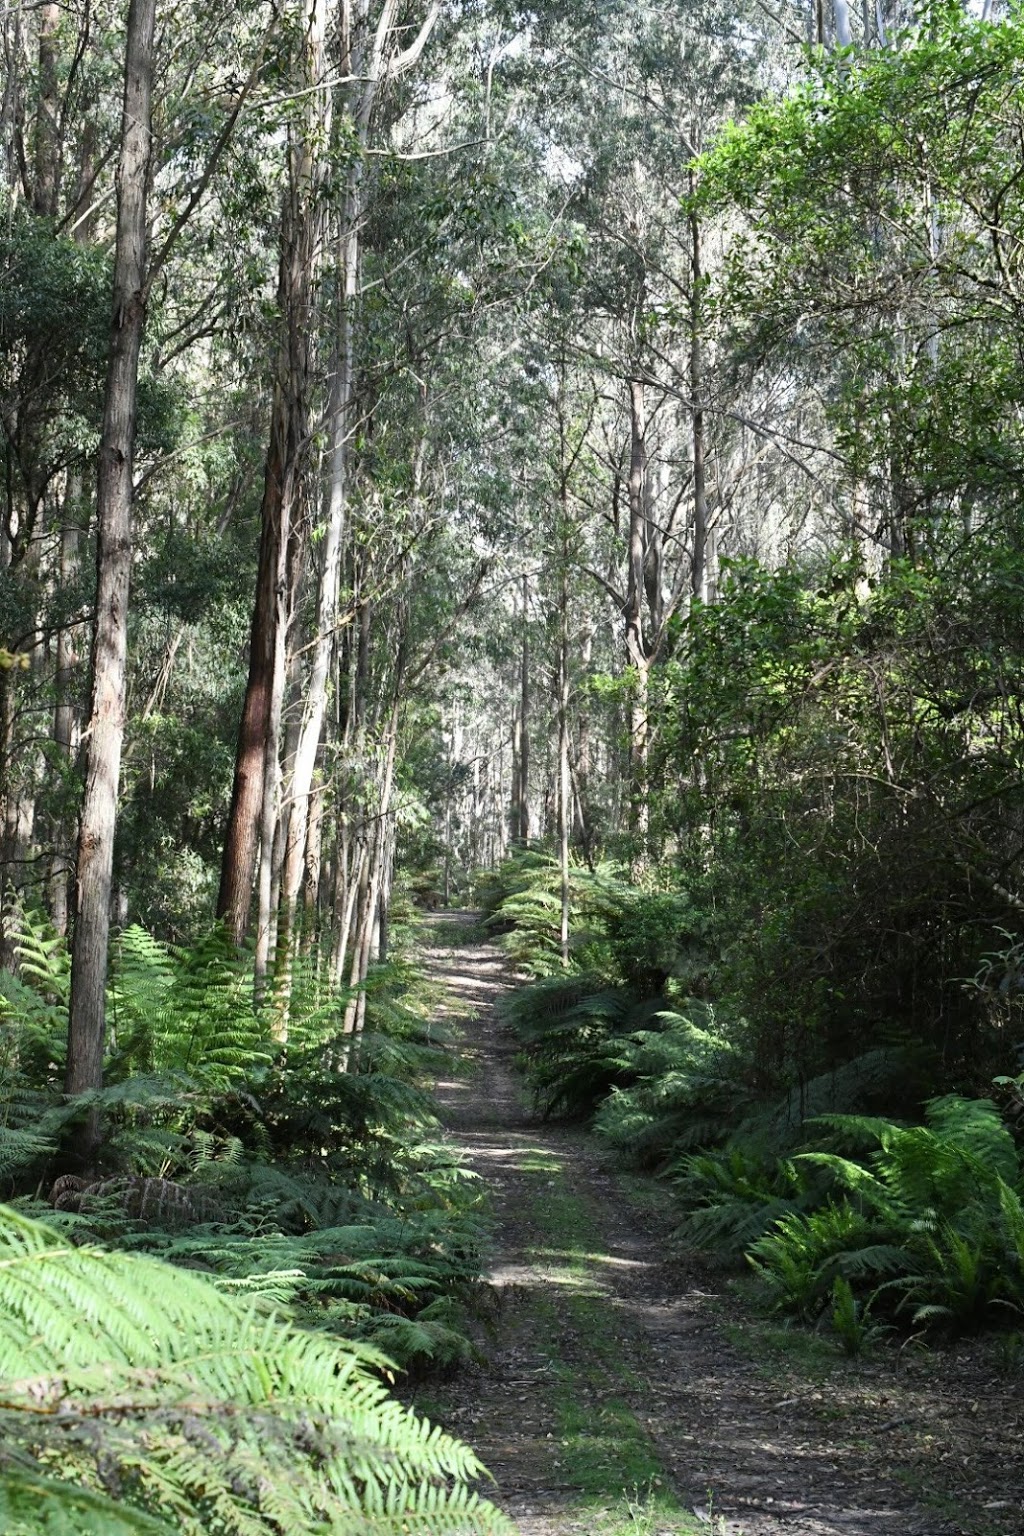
[723,1315,847,1379]
[516,1158,706,1536]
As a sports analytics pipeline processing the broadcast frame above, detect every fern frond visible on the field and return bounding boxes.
[0,1466,176,1534]
[0,1206,511,1535]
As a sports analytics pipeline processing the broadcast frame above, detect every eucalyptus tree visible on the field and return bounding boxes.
[627,1,1024,1075]
[484,0,767,864]
[697,5,1024,563]
[0,0,123,925]
[0,0,269,1098]
[274,0,441,988]
[65,0,159,1102]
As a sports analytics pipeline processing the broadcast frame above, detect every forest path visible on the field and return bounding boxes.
[413,913,1022,1536]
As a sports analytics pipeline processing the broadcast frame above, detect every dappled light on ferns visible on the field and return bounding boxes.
[0,1206,509,1534]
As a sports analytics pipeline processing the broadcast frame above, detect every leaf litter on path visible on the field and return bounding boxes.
[412,913,1024,1536]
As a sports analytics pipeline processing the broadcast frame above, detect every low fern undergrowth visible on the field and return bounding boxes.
[488,856,1024,1341]
[1,903,485,1368]
[747,1094,1024,1331]
[0,1205,509,1534]
[0,902,506,1528]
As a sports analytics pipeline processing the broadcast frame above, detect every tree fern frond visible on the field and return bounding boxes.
[0,1126,56,1181]
[924,1094,1018,1182]
[796,1152,891,1209]
[4,899,71,1004]
[0,1466,176,1534]
[0,1206,511,1534]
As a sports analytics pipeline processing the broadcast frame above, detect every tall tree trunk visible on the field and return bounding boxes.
[330,608,364,987]
[624,378,650,867]
[574,623,595,867]
[834,0,853,47]
[277,159,357,975]
[343,694,400,1044]
[252,539,292,1003]
[689,196,709,602]
[557,566,571,968]
[51,471,82,934]
[1,4,25,203]
[32,1,61,216]
[277,0,437,982]
[66,0,156,1104]
[511,575,530,844]
[217,0,326,944]
[301,774,325,945]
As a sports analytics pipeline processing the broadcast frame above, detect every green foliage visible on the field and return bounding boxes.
[747,1096,1024,1330]
[0,905,488,1373]
[602,890,717,997]
[652,555,1024,1094]
[108,922,271,1091]
[489,853,743,1146]
[592,1005,744,1166]
[0,901,70,1190]
[502,971,644,1117]
[0,212,110,481]
[479,849,631,977]
[663,10,1024,1128]
[0,1206,509,1535]
[828,1274,887,1357]
[669,1144,807,1261]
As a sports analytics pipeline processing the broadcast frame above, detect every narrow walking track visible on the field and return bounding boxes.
[414,914,1024,1536]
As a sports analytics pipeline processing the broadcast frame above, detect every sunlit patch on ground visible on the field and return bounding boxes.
[410,916,1020,1536]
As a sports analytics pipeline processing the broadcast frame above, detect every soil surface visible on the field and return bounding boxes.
[413,913,1024,1536]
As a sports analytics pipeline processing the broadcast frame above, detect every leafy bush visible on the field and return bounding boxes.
[655,557,1024,1097]
[660,1050,911,1260]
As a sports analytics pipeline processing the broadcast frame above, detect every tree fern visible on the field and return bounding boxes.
[592,1004,744,1165]
[0,1206,510,1535]
[502,974,652,1118]
[481,851,631,976]
[2,897,70,1005]
[748,1201,880,1318]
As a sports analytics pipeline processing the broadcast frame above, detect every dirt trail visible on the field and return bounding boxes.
[414,913,1024,1536]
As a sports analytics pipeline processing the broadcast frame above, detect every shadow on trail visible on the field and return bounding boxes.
[413,913,1020,1536]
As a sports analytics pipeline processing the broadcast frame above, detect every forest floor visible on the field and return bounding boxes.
[410,913,1024,1536]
